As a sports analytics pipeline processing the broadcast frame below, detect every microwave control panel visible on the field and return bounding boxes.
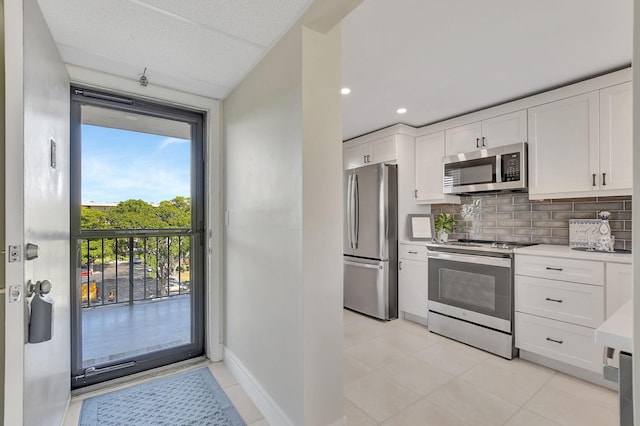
[501,152,521,182]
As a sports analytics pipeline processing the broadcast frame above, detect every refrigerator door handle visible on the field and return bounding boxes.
[344,260,383,270]
[346,174,353,249]
[354,174,359,249]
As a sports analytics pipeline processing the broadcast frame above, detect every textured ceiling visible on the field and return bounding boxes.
[38,0,314,99]
[341,0,633,140]
[37,0,633,141]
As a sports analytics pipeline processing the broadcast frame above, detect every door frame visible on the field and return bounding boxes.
[65,69,223,364]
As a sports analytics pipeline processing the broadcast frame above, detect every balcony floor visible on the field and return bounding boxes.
[82,295,191,368]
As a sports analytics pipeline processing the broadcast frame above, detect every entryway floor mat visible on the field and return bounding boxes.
[79,367,246,426]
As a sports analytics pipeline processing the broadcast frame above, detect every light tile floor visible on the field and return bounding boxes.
[343,309,619,426]
[65,309,619,426]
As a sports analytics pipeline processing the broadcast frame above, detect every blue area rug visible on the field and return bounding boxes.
[80,367,246,426]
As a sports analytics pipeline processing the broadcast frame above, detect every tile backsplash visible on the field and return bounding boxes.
[431,193,632,250]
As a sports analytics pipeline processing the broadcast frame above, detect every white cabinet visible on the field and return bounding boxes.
[528,83,632,199]
[599,82,633,192]
[398,243,428,322]
[527,91,599,198]
[414,131,460,204]
[515,254,605,374]
[605,262,632,318]
[445,110,527,155]
[343,136,397,170]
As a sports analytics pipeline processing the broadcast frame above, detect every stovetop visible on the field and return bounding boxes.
[426,239,536,256]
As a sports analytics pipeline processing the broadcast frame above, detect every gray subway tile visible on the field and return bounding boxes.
[552,211,596,220]
[597,195,632,201]
[625,201,632,210]
[514,212,552,220]
[514,228,551,236]
[497,220,532,227]
[497,204,531,213]
[613,211,632,220]
[482,197,514,206]
[608,221,624,230]
[532,220,569,228]
[481,212,513,220]
[625,221,632,231]
[532,203,573,212]
[481,228,514,236]
[555,197,597,202]
[513,196,540,204]
[573,202,625,211]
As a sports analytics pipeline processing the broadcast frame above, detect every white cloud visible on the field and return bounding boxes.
[158,137,189,150]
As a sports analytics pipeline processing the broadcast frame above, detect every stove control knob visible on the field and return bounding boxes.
[491,242,498,248]
[501,243,510,249]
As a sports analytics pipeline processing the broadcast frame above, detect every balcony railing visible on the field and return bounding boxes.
[76,229,192,308]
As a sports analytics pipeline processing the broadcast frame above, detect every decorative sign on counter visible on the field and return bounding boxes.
[569,214,614,251]
[408,214,434,241]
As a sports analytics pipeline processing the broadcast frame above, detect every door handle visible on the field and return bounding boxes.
[545,297,563,303]
[545,267,563,271]
[347,174,353,249]
[546,337,563,344]
[344,260,383,270]
[592,173,597,187]
[353,175,359,249]
[398,261,402,270]
[481,136,486,148]
[602,172,607,186]
[476,138,480,148]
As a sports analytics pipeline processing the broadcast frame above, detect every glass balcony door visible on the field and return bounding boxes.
[70,88,205,388]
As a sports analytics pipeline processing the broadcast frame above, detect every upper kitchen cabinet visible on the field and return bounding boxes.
[599,82,632,192]
[414,131,460,204]
[343,135,396,170]
[528,83,632,199]
[445,110,527,156]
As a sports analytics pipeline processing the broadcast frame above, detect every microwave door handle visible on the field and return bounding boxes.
[495,154,502,183]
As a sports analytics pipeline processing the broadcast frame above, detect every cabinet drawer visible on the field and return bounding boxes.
[399,244,428,260]
[515,312,602,373]
[515,255,604,286]
[515,276,604,327]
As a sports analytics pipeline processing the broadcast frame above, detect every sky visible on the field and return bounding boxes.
[81,125,191,204]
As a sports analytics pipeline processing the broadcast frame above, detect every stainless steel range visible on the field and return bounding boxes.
[426,239,533,359]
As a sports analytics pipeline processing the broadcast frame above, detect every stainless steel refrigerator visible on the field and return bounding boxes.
[344,163,398,320]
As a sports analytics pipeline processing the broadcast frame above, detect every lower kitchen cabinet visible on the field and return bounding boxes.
[514,248,632,381]
[515,312,603,373]
[398,243,428,323]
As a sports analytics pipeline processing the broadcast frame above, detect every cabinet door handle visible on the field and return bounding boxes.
[481,136,486,148]
[602,172,607,186]
[408,251,418,254]
[398,261,402,270]
[363,155,367,163]
[476,138,480,148]
[545,267,563,271]
[545,297,563,303]
[592,173,596,186]
[414,189,418,198]
[367,154,371,163]
[546,337,563,344]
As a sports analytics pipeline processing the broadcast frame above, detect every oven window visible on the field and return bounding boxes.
[439,268,495,312]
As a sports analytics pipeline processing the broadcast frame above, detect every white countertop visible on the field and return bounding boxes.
[595,301,633,354]
[513,244,632,264]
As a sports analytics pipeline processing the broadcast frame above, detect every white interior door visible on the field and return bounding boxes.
[4,0,71,425]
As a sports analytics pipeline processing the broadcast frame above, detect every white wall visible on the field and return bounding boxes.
[224,21,306,424]
[223,1,360,424]
[4,0,70,424]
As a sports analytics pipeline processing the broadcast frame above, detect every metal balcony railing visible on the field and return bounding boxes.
[76,229,192,308]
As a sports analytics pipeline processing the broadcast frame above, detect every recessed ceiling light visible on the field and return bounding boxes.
[341,87,351,95]
[397,108,407,114]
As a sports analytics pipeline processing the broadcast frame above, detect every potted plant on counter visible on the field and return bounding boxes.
[434,213,457,243]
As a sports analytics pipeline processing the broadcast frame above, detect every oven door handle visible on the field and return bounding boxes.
[427,251,511,268]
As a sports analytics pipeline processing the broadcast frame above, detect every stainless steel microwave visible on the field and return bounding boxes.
[443,142,527,194]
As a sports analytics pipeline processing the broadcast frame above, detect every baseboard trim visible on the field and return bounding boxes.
[223,347,295,426]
